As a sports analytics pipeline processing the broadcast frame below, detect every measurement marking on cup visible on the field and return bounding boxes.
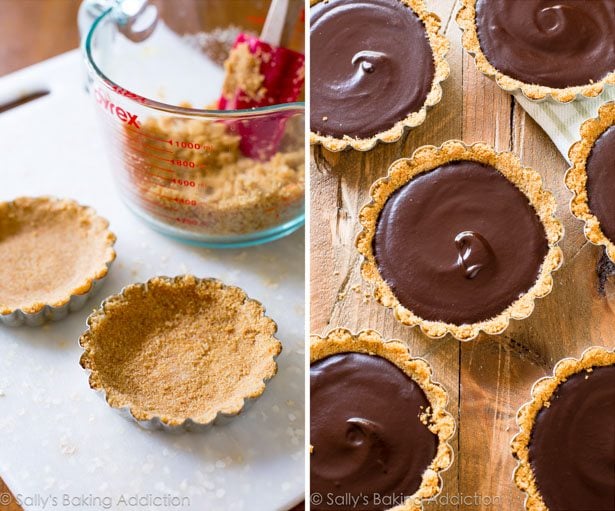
[170,159,197,168]
[111,121,213,153]
[167,139,215,152]
[139,196,180,212]
[170,178,197,187]
[148,164,174,173]
[138,201,180,217]
[124,133,174,154]
[152,192,198,206]
[145,142,173,154]
[124,125,167,143]
[126,169,171,183]
[176,217,201,226]
[151,173,173,182]
[122,142,174,163]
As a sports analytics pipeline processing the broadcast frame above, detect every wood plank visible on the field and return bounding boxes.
[309,0,615,509]
[458,91,615,510]
[310,1,461,509]
[0,0,81,76]
[0,479,20,511]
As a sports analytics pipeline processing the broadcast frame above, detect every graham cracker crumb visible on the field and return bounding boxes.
[0,197,115,315]
[566,102,615,263]
[457,0,614,102]
[356,141,563,341]
[511,346,615,511]
[310,0,449,152]
[80,276,281,426]
[310,328,454,509]
[126,115,304,236]
[222,43,266,102]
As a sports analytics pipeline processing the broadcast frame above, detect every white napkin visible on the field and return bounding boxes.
[514,88,615,162]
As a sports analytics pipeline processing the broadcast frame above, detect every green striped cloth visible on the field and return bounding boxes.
[514,88,615,161]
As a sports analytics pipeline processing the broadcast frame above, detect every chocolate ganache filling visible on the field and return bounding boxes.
[311,353,437,510]
[310,0,435,139]
[586,126,615,243]
[373,161,549,325]
[475,0,615,89]
[529,364,615,510]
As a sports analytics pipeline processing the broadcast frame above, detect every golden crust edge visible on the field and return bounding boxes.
[456,0,615,103]
[309,0,450,152]
[79,275,282,428]
[0,196,116,316]
[355,140,564,341]
[565,102,615,263]
[510,346,615,511]
[310,327,456,511]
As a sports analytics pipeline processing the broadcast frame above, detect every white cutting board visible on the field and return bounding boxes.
[0,50,305,511]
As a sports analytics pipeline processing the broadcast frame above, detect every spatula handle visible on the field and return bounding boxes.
[261,0,287,45]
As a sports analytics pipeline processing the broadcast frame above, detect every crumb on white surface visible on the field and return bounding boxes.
[263,277,279,289]
[60,439,78,455]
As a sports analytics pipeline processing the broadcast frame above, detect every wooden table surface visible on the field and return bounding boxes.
[310,1,615,510]
[0,1,304,510]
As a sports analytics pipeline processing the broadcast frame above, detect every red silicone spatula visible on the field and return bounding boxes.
[218,0,305,160]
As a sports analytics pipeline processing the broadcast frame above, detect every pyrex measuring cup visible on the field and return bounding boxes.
[81,0,305,248]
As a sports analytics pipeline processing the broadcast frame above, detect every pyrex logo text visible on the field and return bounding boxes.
[94,88,141,128]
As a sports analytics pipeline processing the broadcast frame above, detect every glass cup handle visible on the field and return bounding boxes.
[78,0,158,44]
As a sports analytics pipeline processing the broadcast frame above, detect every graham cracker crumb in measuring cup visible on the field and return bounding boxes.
[222,43,267,102]
[124,115,304,236]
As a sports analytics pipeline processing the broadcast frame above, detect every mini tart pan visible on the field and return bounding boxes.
[0,197,116,327]
[309,0,450,152]
[79,275,282,432]
[356,141,564,341]
[456,0,615,103]
[511,346,615,511]
[310,328,455,510]
[566,101,615,262]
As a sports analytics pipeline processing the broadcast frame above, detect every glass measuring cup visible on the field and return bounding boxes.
[81,0,305,248]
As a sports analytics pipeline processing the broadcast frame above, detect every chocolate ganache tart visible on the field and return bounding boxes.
[512,346,615,511]
[357,141,563,341]
[566,101,615,263]
[310,329,455,510]
[310,0,449,151]
[457,0,615,102]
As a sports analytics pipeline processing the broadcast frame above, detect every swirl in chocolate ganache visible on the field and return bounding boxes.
[475,0,615,88]
[529,364,615,510]
[310,353,437,510]
[454,231,495,279]
[373,161,548,325]
[310,0,435,138]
